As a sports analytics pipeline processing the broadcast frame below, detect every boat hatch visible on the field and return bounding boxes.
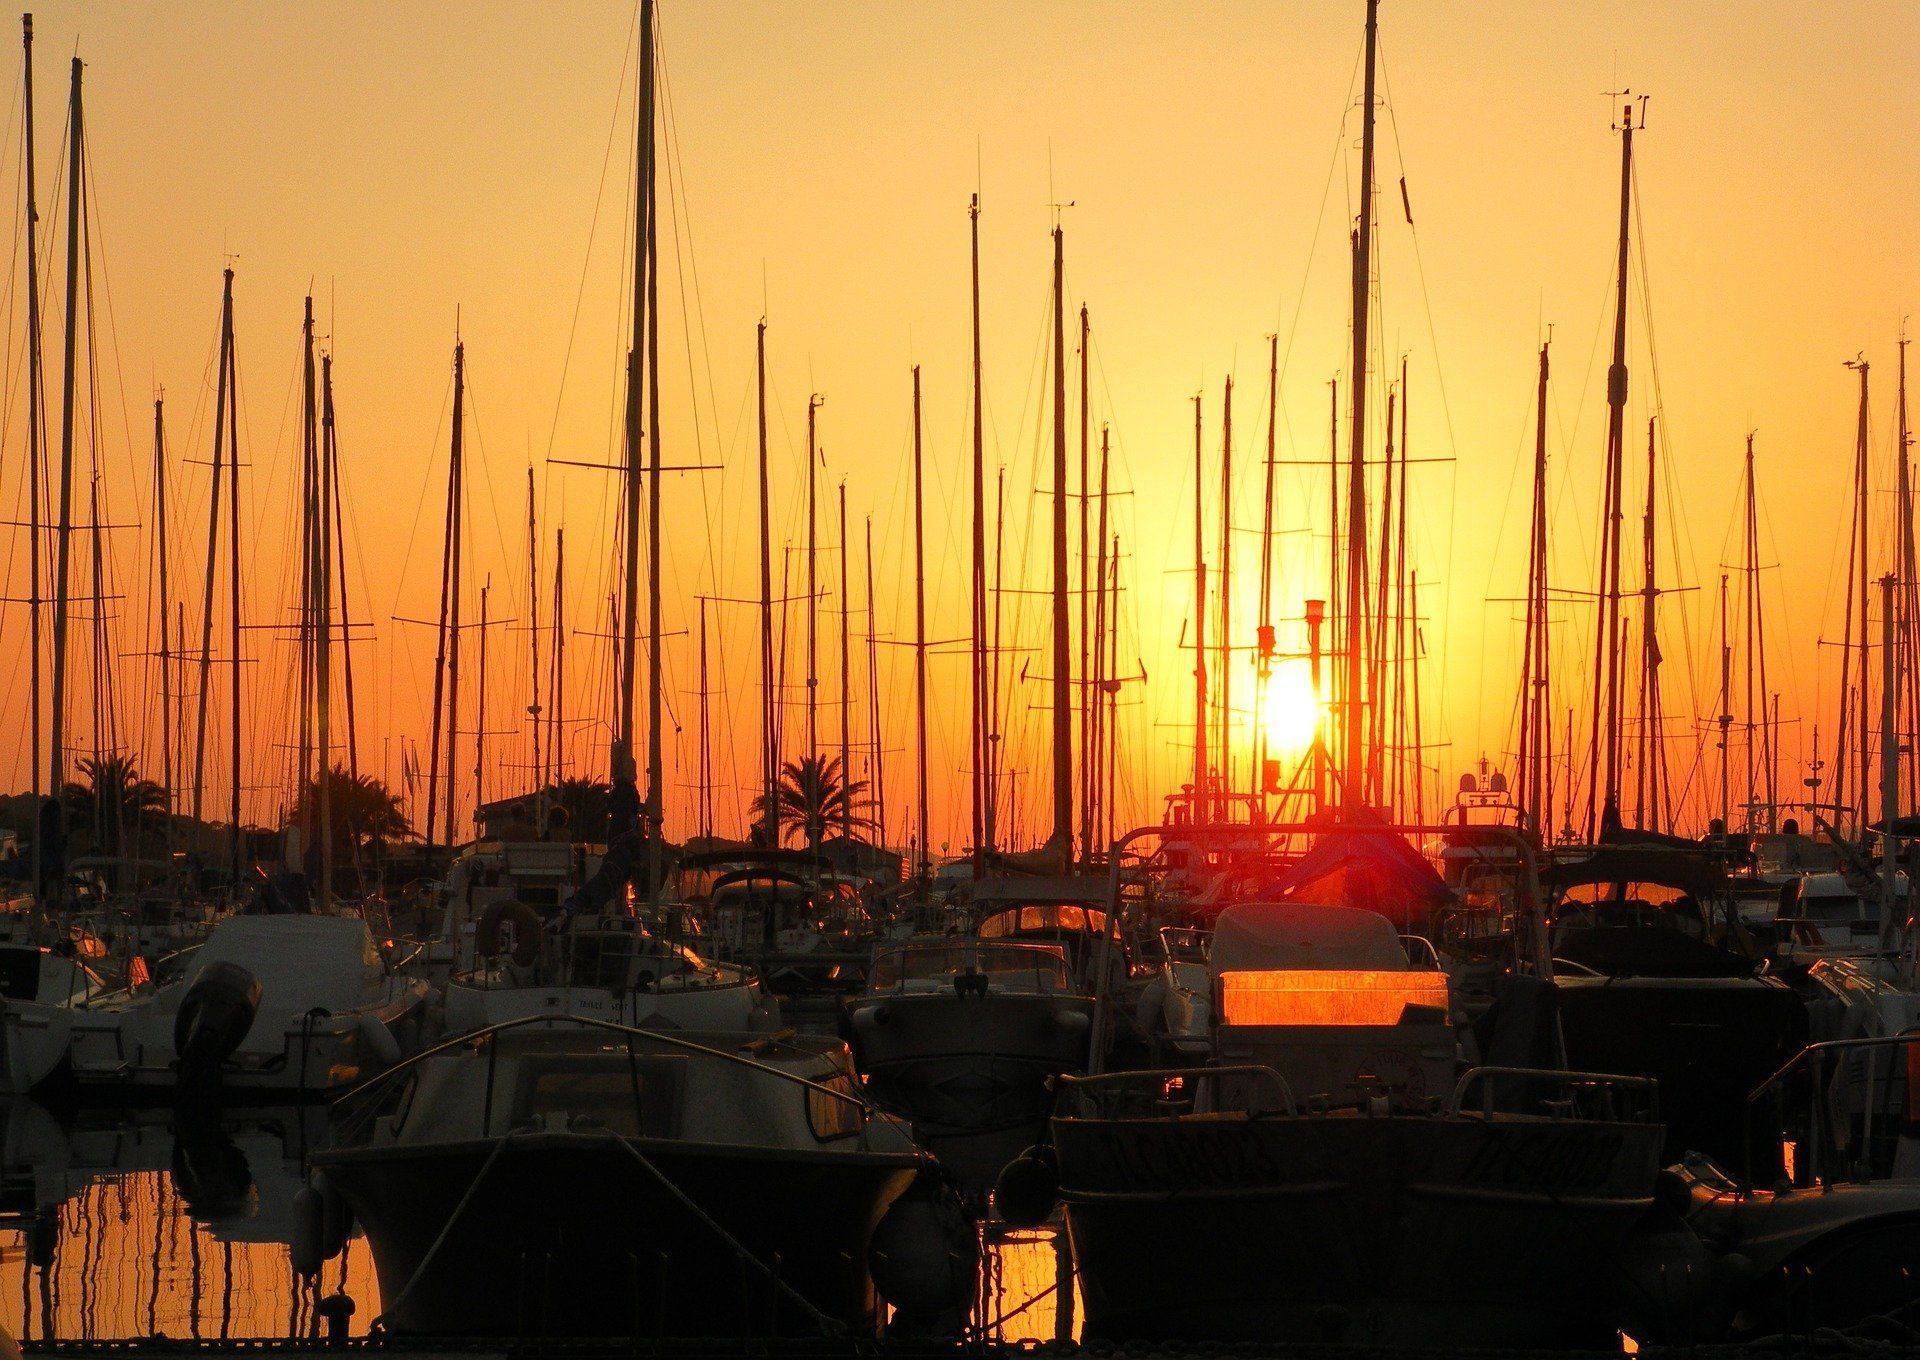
[510,1052,684,1138]
[1218,969,1450,1027]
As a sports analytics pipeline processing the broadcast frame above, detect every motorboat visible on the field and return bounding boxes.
[1544,845,1806,1174]
[309,1016,924,1337]
[842,876,1110,1189]
[67,912,430,1096]
[1044,882,1667,1347]
[0,943,107,1093]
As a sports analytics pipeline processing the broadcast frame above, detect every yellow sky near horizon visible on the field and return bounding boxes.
[0,0,1914,852]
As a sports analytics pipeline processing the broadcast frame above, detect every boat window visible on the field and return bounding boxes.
[509,1053,683,1138]
[806,1071,864,1142]
[1217,968,1451,1027]
[979,904,1107,937]
[0,949,38,1001]
[868,943,1070,991]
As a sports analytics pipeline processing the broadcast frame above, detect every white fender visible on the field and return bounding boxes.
[355,1011,403,1068]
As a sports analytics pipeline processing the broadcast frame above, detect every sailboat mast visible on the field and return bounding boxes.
[838,479,852,843]
[1639,417,1661,829]
[1090,427,1110,850]
[153,395,173,849]
[865,515,885,854]
[1219,375,1233,801]
[424,341,457,848]
[190,271,233,844]
[1845,357,1871,833]
[317,349,335,905]
[1742,435,1761,831]
[1521,340,1551,833]
[1048,225,1071,862]
[1340,0,1380,815]
[21,15,43,820]
[329,380,359,783]
[299,298,317,848]
[1077,305,1090,844]
[1590,97,1639,837]
[641,0,665,904]
[697,599,710,838]
[1718,574,1731,835]
[911,365,929,878]
[615,0,654,816]
[805,394,821,823]
[756,321,777,841]
[1192,393,1207,817]
[445,340,466,850]
[1256,336,1277,815]
[968,195,989,872]
[550,528,565,783]
[475,579,489,817]
[46,55,82,847]
[527,465,541,797]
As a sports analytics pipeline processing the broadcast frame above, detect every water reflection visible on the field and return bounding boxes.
[0,1099,1074,1343]
[0,1101,380,1340]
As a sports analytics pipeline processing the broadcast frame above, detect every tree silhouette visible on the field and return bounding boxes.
[286,765,412,855]
[60,755,168,856]
[751,754,873,847]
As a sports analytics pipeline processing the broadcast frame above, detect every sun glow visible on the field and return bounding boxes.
[1261,661,1322,758]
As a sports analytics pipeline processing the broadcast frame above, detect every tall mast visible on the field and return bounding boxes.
[424,339,459,848]
[190,271,233,854]
[1589,96,1640,838]
[968,195,989,873]
[614,0,655,823]
[316,348,335,905]
[21,15,43,826]
[445,339,466,849]
[641,0,665,904]
[1219,375,1233,800]
[1638,417,1663,830]
[864,514,886,853]
[225,272,242,884]
[1899,337,1918,809]
[153,395,173,851]
[1106,532,1121,844]
[475,579,489,817]
[756,321,777,842]
[1519,339,1551,834]
[1718,573,1732,835]
[329,376,359,783]
[838,479,852,843]
[550,528,565,784]
[1742,434,1765,831]
[46,55,81,853]
[1047,224,1072,862]
[1090,427,1110,850]
[527,465,541,798]
[1077,304,1090,844]
[1840,357,1871,833]
[911,365,929,878]
[805,393,822,850]
[1256,336,1278,815]
[1192,393,1207,816]
[1340,0,1380,815]
[298,297,317,850]
[696,598,710,837]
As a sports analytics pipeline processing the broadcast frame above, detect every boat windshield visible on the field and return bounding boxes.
[867,942,1070,993]
[1217,968,1450,1027]
[979,904,1107,938]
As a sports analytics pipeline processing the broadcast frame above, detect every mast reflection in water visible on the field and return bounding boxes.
[0,1100,1073,1342]
[0,1101,379,1340]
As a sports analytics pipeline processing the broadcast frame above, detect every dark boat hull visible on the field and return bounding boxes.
[313,1133,917,1337]
[1054,1112,1662,1348]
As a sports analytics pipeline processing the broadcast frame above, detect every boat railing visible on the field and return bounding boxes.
[1447,1066,1660,1124]
[1742,1031,1920,1192]
[329,1012,874,1148]
[1055,1065,1300,1119]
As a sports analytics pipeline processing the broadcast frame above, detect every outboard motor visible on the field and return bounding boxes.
[173,960,261,1089]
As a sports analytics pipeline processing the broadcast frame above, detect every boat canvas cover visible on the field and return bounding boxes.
[1211,902,1408,974]
[179,915,380,1020]
[1266,828,1450,928]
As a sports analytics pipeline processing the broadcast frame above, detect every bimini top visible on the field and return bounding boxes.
[1211,901,1408,975]
[1542,845,1728,900]
[979,903,1109,938]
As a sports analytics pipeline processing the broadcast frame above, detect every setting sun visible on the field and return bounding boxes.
[1261,662,1323,758]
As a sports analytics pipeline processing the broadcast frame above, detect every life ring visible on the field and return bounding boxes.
[477,901,543,967]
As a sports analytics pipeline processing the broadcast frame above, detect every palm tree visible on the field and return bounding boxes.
[60,754,168,857]
[286,765,412,855]
[751,754,873,847]
[542,778,612,842]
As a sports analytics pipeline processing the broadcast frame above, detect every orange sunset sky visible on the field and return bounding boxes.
[0,0,1915,852]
